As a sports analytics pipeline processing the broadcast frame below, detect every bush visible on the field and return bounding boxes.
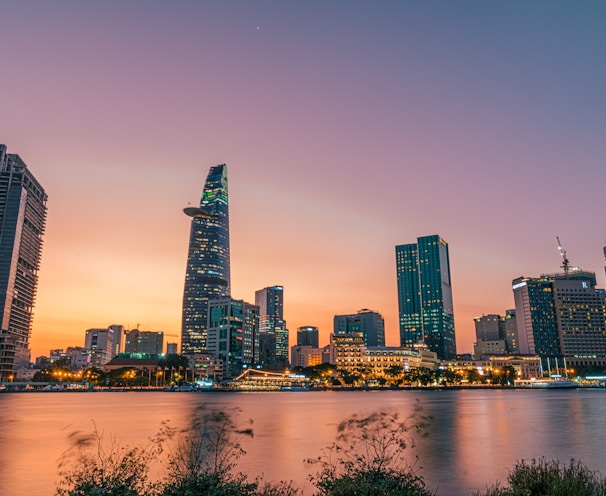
[307,405,434,496]
[479,458,606,496]
[56,422,171,496]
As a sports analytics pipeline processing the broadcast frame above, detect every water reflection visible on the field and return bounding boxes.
[0,389,605,495]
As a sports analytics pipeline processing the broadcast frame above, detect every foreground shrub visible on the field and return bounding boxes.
[479,458,606,496]
[56,422,171,496]
[160,406,257,495]
[307,405,434,496]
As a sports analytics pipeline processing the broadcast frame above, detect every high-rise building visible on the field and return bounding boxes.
[395,234,456,359]
[181,165,230,355]
[297,326,319,347]
[0,145,47,381]
[473,314,507,358]
[124,329,164,356]
[334,309,385,347]
[513,270,606,368]
[84,328,115,368]
[255,285,288,368]
[207,297,258,378]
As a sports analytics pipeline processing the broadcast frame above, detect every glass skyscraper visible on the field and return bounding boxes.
[181,164,230,355]
[0,145,47,381]
[255,285,288,368]
[395,234,456,360]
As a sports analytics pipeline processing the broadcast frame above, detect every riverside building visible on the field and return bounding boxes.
[0,145,47,381]
[181,165,231,355]
[333,309,385,347]
[395,234,457,359]
[513,270,606,368]
[255,285,288,368]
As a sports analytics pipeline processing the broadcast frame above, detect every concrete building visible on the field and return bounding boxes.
[291,345,323,368]
[188,352,223,383]
[166,342,178,355]
[334,309,385,347]
[0,145,47,381]
[124,329,164,356]
[84,328,115,367]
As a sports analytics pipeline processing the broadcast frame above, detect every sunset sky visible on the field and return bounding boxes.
[1,1,604,359]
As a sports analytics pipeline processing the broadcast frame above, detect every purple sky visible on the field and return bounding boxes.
[1,1,604,358]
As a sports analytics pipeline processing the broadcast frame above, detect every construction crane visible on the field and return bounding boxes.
[556,236,570,276]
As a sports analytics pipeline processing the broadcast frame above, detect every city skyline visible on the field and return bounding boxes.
[0,2,603,359]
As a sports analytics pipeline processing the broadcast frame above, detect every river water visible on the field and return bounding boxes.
[1,388,605,495]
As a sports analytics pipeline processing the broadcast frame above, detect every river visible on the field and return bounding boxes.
[1,388,605,495]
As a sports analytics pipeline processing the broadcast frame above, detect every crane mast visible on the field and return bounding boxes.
[556,236,570,276]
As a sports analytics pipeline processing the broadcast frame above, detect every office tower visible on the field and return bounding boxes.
[207,297,258,378]
[0,145,47,381]
[166,342,178,355]
[473,314,507,358]
[395,234,457,359]
[84,328,115,367]
[182,165,230,355]
[124,329,164,356]
[474,315,504,341]
[333,309,385,347]
[255,285,288,368]
[513,271,606,368]
[297,325,319,347]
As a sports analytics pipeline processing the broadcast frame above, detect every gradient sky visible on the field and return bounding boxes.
[1,1,604,359]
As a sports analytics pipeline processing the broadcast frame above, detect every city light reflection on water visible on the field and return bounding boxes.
[1,389,605,495]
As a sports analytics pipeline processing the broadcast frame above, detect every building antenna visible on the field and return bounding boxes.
[556,236,570,276]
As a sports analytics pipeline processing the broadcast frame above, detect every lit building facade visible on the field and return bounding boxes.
[84,328,115,368]
[334,309,385,347]
[124,329,164,356]
[0,145,47,381]
[255,285,288,368]
[513,270,606,368]
[182,164,230,355]
[396,235,457,359]
[206,297,258,378]
[291,345,324,368]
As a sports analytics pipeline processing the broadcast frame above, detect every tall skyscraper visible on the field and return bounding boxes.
[181,165,230,355]
[0,145,47,381]
[255,285,288,368]
[395,234,457,360]
[334,309,385,347]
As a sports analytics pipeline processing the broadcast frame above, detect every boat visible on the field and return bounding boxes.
[225,369,310,391]
[515,379,578,389]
